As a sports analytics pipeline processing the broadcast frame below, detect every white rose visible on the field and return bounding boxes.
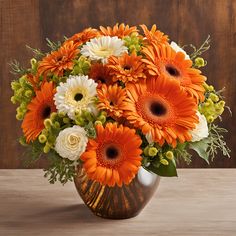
[55,126,88,161]
[190,111,209,142]
[170,41,190,60]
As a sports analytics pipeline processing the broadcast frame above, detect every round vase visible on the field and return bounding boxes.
[74,165,160,219]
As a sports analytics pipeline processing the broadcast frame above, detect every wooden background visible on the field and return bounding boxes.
[0,0,235,168]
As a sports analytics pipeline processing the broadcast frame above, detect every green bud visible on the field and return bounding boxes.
[165,151,174,160]
[75,117,85,126]
[83,111,94,122]
[218,101,225,107]
[208,85,214,92]
[97,115,106,124]
[19,137,28,146]
[63,117,70,124]
[38,134,47,143]
[148,147,158,157]
[50,112,57,121]
[100,111,107,117]
[143,146,149,156]
[41,129,49,136]
[44,118,52,128]
[160,159,169,166]
[43,144,51,153]
[53,121,60,129]
[94,120,103,126]
[209,93,219,102]
[24,90,33,98]
[16,113,24,120]
[11,81,21,90]
[19,75,27,86]
[207,115,214,123]
[194,57,205,68]
[58,112,66,118]
[30,58,37,67]
[11,96,17,104]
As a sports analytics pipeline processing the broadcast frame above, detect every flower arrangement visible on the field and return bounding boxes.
[10,23,230,186]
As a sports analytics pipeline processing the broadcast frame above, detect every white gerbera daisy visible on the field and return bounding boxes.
[54,75,97,119]
[80,36,128,64]
[170,41,190,60]
[55,126,88,161]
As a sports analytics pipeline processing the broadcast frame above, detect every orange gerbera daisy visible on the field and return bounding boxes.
[89,63,113,87]
[64,27,99,47]
[81,123,142,187]
[21,82,56,143]
[38,41,79,77]
[140,24,168,46]
[142,44,206,101]
[97,84,127,118]
[99,23,138,38]
[107,52,146,83]
[124,76,198,147]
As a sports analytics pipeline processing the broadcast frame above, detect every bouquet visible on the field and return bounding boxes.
[10,23,230,186]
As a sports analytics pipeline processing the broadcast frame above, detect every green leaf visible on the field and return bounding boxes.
[189,139,210,164]
[147,159,178,177]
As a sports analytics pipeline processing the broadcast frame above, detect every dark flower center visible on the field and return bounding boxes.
[110,101,114,106]
[150,101,167,116]
[42,106,51,119]
[97,77,106,83]
[123,65,131,70]
[74,93,83,101]
[166,65,180,77]
[106,146,119,159]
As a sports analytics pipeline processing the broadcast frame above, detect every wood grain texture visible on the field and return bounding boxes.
[0,0,235,168]
[0,169,235,235]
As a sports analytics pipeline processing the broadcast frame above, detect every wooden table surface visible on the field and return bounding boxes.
[0,169,235,236]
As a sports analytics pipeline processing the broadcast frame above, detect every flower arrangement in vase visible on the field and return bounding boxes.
[10,23,230,219]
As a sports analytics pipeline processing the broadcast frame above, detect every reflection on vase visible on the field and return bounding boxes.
[74,165,160,219]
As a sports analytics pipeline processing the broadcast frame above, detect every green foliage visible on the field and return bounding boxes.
[189,124,230,163]
[43,150,76,185]
[72,56,91,75]
[188,35,211,60]
[20,137,45,167]
[174,143,192,165]
[9,60,28,76]
[123,33,143,54]
[26,45,45,59]
[46,38,62,51]
[145,158,178,177]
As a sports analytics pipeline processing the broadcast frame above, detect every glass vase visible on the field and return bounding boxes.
[74,165,160,219]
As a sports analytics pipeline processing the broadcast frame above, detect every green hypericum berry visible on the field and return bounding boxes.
[165,151,174,160]
[43,144,51,153]
[58,112,66,118]
[72,56,91,75]
[53,121,60,129]
[44,118,53,128]
[75,116,85,126]
[38,134,47,143]
[194,57,205,68]
[19,75,27,86]
[10,96,17,104]
[207,115,214,123]
[160,159,169,166]
[63,117,70,124]
[11,81,21,90]
[148,147,158,157]
[16,113,24,120]
[24,90,33,98]
[209,93,219,102]
[94,120,103,126]
[50,112,57,121]
[97,115,106,124]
